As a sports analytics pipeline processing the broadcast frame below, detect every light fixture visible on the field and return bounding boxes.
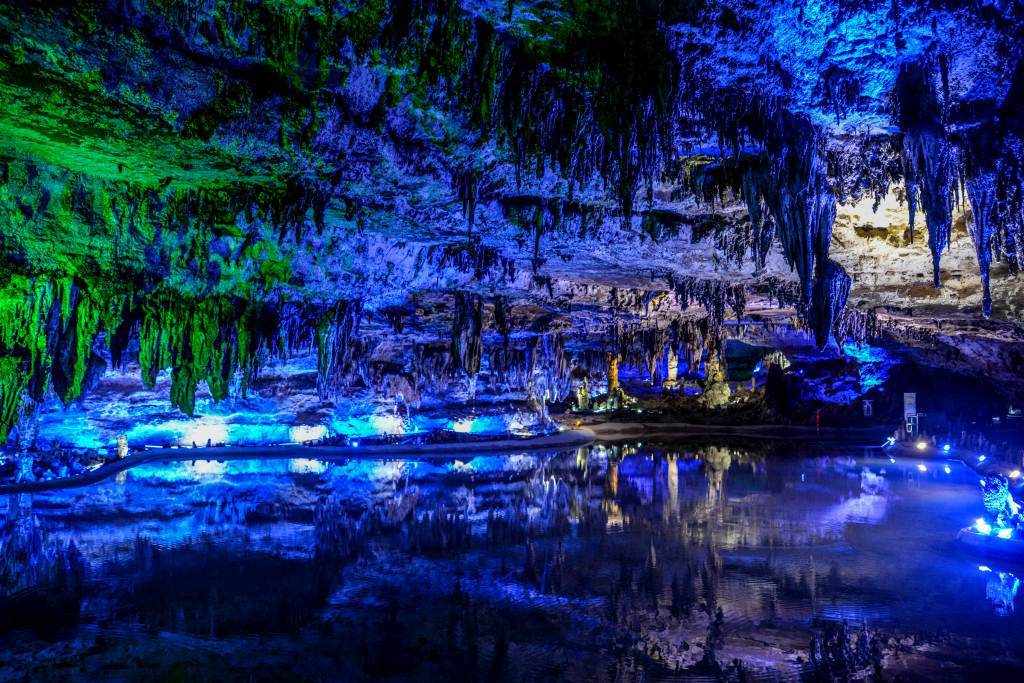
[978,455,987,462]
[942,444,951,453]
[1011,470,1021,479]
[943,465,951,474]
[916,441,927,451]
[917,463,927,472]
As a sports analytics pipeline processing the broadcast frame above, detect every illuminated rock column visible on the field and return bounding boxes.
[606,353,620,392]
[663,347,679,389]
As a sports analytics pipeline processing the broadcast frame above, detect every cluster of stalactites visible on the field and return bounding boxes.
[432,238,517,283]
[137,297,364,410]
[667,275,746,334]
[756,113,849,349]
[891,55,1024,318]
[960,61,1024,317]
[681,155,776,270]
[0,274,367,441]
[447,1,681,226]
[679,112,849,349]
[609,318,710,386]
[0,276,115,440]
[895,58,959,291]
[486,334,574,402]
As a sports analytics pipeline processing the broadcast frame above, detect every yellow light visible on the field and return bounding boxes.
[915,441,927,451]
[1011,470,1021,480]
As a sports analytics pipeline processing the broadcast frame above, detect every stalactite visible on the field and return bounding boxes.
[412,343,453,395]
[313,301,363,400]
[895,59,956,288]
[436,240,517,283]
[668,276,745,334]
[809,258,852,348]
[450,292,483,376]
[454,168,481,235]
[966,169,997,317]
[740,162,776,271]
[493,295,511,343]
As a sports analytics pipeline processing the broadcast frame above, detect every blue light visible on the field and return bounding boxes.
[943,465,951,474]
[942,444,951,453]
[351,440,360,448]
[979,455,987,462]
[980,565,992,572]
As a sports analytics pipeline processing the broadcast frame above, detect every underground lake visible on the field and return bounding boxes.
[3,440,1023,681]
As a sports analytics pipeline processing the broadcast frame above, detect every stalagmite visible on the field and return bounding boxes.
[606,353,620,392]
[700,349,731,409]
[663,347,679,389]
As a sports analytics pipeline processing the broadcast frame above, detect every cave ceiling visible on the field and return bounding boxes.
[1,0,1023,434]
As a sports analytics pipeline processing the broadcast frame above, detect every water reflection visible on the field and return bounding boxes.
[1,441,1022,680]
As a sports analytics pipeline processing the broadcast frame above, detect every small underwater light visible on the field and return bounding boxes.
[917,463,927,472]
[979,455,987,462]
[916,441,927,451]
[886,436,896,446]
[889,457,896,464]
[351,440,360,448]
[979,565,992,572]
[1011,470,1021,480]
[942,444,951,453]
[944,465,951,474]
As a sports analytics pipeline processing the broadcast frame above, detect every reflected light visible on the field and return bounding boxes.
[917,463,927,472]
[289,458,327,474]
[188,459,227,476]
[943,465,951,474]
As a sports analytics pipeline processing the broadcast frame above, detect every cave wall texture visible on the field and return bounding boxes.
[0,0,1023,444]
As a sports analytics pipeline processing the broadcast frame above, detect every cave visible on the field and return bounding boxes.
[2,1,1024,679]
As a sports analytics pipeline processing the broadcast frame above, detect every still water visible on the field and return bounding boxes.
[1,440,1021,681]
